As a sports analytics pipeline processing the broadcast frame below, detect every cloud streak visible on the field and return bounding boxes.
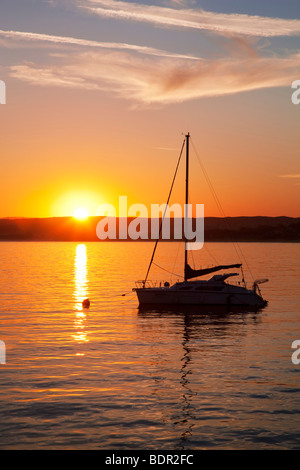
[0,29,196,60]
[8,47,300,105]
[278,174,300,178]
[80,0,300,37]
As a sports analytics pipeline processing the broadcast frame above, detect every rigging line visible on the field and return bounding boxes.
[186,193,219,269]
[190,246,195,269]
[190,138,225,218]
[187,193,195,270]
[187,191,215,270]
[190,138,255,281]
[171,241,182,283]
[144,137,186,284]
[203,243,220,266]
[120,294,137,304]
[187,182,219,269]
[191,137,253,277]
[188,189,219,265]
[152,261,184,279]
[110,291,133,297]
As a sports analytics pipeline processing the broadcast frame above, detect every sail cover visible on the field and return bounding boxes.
[186,263,242,280]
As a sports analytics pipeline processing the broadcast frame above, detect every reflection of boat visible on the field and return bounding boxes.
[134,133,268,308]
[138,302,264,317]
[137,304,262,449]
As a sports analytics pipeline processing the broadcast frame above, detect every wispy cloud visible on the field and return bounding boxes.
[79,0,300,37]
[0,29,196,60]
[2,15,299,107]
[278,174,300,178]
[8,46,300,105]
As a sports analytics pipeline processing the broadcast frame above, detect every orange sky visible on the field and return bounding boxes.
[1,1,299,218]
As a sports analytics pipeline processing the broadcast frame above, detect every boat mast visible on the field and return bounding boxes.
[143,136,185,286]
[184,133,190,283]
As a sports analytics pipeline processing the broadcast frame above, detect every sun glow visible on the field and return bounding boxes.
[73,207,89,220]
[51,189,108,218]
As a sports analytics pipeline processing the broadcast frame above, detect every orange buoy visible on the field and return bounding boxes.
[82,298,90,308]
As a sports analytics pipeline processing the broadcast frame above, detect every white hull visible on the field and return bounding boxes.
[135,282,267,307]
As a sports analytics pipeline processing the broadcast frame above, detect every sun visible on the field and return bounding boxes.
[73,207,89,220]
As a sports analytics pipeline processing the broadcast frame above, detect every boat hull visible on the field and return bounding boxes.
[135,286,267,307]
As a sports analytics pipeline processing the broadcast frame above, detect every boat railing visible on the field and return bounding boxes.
[135,280,170,289]
[135,279,248,289]
[226,280,248,288]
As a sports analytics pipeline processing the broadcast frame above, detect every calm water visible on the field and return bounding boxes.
[0,241,299,450]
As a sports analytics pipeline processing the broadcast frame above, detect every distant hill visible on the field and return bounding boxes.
[0,216,299,242]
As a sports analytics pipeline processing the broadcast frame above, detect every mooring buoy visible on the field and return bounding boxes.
[82,298,90,308]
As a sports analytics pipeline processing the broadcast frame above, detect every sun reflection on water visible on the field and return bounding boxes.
[73,243,89,344]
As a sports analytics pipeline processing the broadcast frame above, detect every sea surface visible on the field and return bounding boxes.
[0,241,299,450]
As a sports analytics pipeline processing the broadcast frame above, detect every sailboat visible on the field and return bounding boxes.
[133,133,268,308]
